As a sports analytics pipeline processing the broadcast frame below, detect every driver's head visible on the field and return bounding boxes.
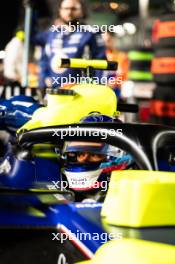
[57,0,87,24]
[61,141,131,192]
[58,114,132,193]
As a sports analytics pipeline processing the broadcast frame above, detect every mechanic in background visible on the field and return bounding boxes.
[35,0,106,89]
[4,30,25,86]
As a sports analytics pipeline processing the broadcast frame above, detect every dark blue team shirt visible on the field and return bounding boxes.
[35,27,106,88]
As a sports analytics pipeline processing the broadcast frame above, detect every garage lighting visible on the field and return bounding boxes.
[123,23,137,35]
[109,2,119,10]
[114,25,125,37]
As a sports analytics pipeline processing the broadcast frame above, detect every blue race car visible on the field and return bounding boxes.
[0,95,41,133]
[0,123,175,263]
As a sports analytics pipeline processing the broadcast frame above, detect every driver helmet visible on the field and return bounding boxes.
[60,114,133,192]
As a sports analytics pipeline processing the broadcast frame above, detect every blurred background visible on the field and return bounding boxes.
[0,0,175,126]
[1,0,173,50]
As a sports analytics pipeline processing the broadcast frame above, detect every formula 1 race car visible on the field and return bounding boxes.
[0,58,139,139]
[0,59,139,186]
[0,95,41,133]
[0,123,175,263]
[0,58,174,263]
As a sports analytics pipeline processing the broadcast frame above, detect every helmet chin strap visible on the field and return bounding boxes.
[64,168,103,191]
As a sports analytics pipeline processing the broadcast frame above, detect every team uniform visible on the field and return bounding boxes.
[35,27,106,88]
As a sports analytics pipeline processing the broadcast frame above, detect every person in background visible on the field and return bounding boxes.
[35,0,106,89]
[4,30,25,86]
[102,31,129,98]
